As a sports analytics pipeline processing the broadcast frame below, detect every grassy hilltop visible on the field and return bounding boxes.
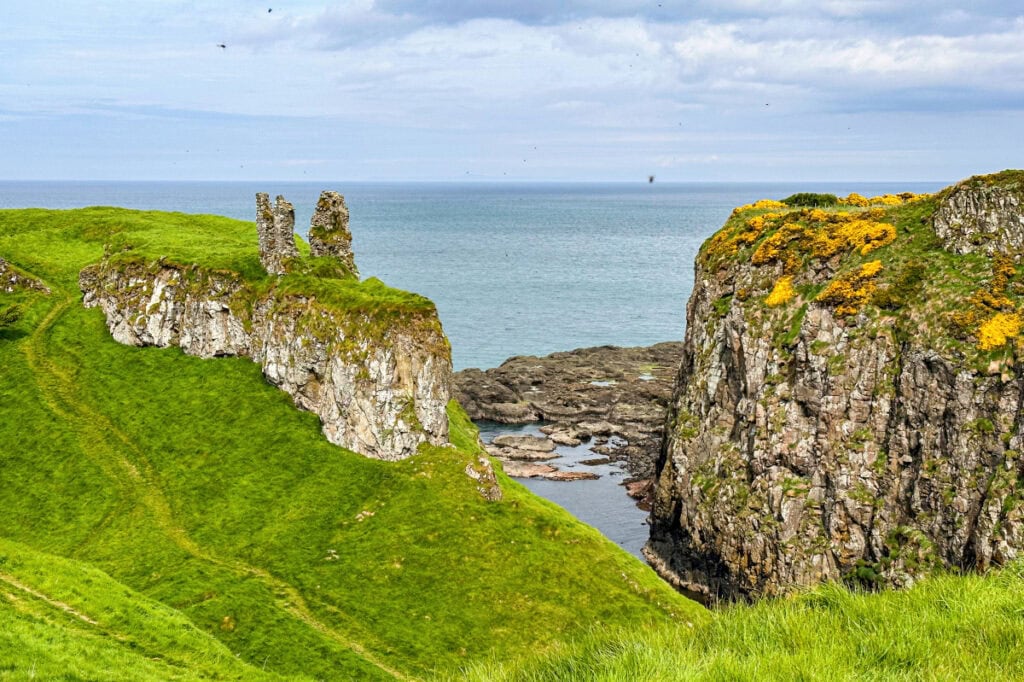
[0,207,701,680]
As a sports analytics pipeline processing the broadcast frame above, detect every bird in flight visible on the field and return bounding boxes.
[217,43,227,49]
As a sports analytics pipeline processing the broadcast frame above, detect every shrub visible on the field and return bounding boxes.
[0,303,22,330]
[782,193,838,207]
[817,261,884,316]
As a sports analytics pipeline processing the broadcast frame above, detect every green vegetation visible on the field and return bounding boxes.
[697,180,1024,364]
[0,302,21,329]
[456,562,1024,681]
[781,192,838,207]
[0,207,702,679]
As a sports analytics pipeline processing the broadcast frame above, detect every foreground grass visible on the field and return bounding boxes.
[456,562,1024,681]
[0,207,702,679]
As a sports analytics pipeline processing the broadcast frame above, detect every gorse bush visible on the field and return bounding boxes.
[782,192,838,207]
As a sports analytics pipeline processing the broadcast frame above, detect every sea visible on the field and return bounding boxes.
[0,179,947,557]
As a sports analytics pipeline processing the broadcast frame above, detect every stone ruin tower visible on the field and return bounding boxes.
[256,193,299,275]
[256,191,359,277]
[309,191,359,277]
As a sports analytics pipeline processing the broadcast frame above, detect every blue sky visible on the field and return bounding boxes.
[2,1,1022,181]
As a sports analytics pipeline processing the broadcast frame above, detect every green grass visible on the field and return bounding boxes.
[0,206,703,679]
[455,562,1024,681]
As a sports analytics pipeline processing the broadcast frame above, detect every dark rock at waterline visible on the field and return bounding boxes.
[454,342,683,478]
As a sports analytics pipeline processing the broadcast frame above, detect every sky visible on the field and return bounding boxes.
[1,1,1022,182]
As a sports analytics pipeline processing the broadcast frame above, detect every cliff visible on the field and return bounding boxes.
[79,192,450,460]
[647,171,1024,601]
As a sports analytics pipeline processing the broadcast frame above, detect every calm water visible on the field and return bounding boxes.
[477,421,650,558]
[0,180,947,554]
[0,180,944,370]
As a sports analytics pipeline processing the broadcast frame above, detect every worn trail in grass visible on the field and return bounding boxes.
[0,207,702,679]
[23,289,398,679]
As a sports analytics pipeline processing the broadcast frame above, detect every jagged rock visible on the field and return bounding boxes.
[465,456,502,501]
[453,343,683,477]
[0,257,50,294]
[309,191,359,277]
[256,193,299,275]
[647,171,1024,602]
[79,260,450,461]
[933,171,1024,255]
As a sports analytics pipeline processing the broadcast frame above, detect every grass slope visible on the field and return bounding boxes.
[456,562,1024,681]
[0,207,702,679]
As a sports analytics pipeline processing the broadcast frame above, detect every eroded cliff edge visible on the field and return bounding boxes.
[646,171,1024,601]
[79,192,451,461]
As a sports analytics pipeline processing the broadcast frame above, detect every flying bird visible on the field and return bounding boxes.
[217,43,227,49]
[648,175,655,184]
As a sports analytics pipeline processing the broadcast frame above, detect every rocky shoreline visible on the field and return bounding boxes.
[454,342,682,500]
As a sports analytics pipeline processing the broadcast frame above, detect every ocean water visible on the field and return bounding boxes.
[0,180,945,370]
[0,179,947,555]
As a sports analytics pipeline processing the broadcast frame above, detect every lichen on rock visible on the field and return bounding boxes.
[256,193,299,275]
[309,191,358,277]
[646,171,1024,602]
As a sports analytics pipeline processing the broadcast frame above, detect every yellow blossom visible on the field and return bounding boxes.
[765,276,795,307]
[978,313,1023,350]
[817,260,884,315]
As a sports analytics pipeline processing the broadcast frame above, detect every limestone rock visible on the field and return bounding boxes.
[79,260,450,461]
[465,456,502,501]
[256,193,299,275]
[309,191,358,277]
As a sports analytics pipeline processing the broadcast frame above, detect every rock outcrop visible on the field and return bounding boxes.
[454,343,682,478]
[80,193,452,461]
[256,193,299,275]
[933,171,1024,255]
[309,191,358,277]
[0,257,50,294]
[647,172,1024,602]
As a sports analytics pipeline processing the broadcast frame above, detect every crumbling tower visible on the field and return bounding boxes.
[256,193,299,275]
[309,191,359,277]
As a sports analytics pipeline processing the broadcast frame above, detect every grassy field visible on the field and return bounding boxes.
[455,556,1024,681]
[0,207,703,680]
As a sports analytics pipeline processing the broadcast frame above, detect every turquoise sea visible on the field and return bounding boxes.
[0,180,945,370]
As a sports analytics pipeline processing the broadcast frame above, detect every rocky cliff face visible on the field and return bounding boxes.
[80,192,451,461]
[647,173,1024,601]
